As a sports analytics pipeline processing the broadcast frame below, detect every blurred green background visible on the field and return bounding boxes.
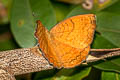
[0,0,120,80]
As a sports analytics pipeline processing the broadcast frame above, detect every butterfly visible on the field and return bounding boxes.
[35,14,96,68]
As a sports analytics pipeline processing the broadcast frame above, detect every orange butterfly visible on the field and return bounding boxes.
[35,14,96,68]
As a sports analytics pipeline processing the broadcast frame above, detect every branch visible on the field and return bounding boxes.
[0,46,53,76]
[0,47,120,76]
[86,48,120,63]
[0,69,16,80]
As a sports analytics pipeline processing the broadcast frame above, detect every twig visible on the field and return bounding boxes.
[0,46,53,76]
[0,46,120,79]
[0,68,16,80]
[86,48,120,63]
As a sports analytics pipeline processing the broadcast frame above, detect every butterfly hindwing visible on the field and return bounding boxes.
[53,39,90,68]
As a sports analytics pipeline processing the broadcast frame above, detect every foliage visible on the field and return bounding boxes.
[0,0,120,80]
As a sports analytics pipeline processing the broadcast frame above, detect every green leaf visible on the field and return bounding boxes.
[29,0,56,30]
[33,69,57,80]
[96,12,120,47]
[10,0,56,48]
[93,12,120,72]
[101,71,120,80]
[90,2,120,72]
[66,67,91,80]
[92,34,117,49]
[51,67,91,80]
[66,5,91,18]
[94,58,120,72]
[103,0,120,13]
[10,0,36,48]
[52,2,70,22]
